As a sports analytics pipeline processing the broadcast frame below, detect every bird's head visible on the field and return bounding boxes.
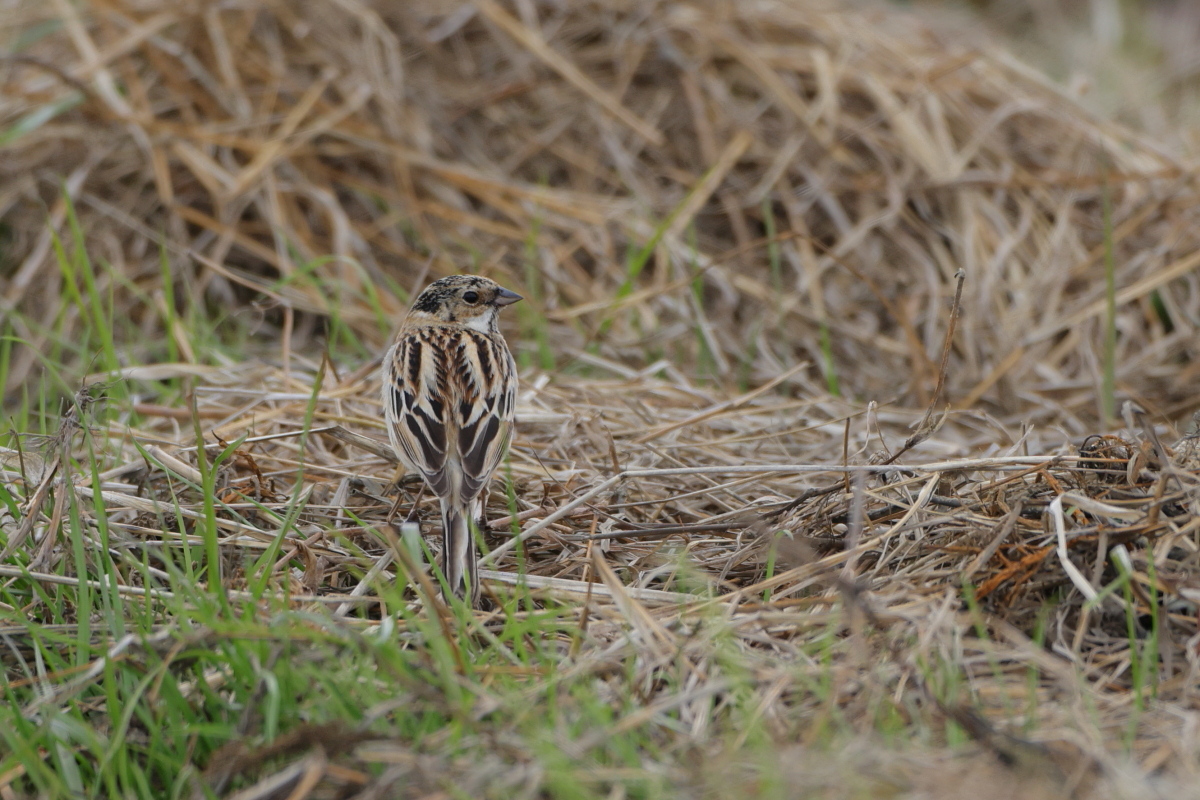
[406,275,523,332]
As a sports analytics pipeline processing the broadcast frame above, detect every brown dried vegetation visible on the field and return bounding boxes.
[2,0,1200,797]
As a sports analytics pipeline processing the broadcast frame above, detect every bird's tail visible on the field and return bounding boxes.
[440,500,480,606]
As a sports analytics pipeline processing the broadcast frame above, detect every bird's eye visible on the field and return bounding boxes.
[462,291,480,304]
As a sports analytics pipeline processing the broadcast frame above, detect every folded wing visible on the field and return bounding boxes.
[384,328,515,503]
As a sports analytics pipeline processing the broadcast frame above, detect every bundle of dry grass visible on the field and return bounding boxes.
[0,0,1197,427]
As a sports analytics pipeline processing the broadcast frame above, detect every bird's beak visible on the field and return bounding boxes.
[494,287,523,306]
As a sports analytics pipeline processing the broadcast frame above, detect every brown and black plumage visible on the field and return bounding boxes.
[382,275,521,605]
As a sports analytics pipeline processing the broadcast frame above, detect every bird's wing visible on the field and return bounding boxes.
[452,330,517,501]
[384,331,453,498]
[385,327,516,503]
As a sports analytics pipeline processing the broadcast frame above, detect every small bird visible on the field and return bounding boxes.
[382,275,522,605]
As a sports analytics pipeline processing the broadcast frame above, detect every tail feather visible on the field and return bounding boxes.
[440,501,480,606]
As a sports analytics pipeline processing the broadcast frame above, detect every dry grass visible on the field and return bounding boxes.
[2,0,1200,797]
[10,353,1191,796]
[2,0,1199,420]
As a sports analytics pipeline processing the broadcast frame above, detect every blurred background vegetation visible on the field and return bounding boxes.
[2,0,1199,431]
[909,0,1200,141]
